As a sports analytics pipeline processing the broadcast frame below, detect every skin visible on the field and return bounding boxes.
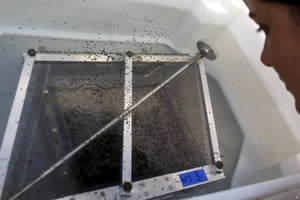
[244,0,300,113]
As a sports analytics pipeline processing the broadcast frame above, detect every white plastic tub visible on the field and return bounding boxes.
[0,0,300,199]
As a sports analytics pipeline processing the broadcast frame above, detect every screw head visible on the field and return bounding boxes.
[122,182,133,192]
[126,51,133,57]
[216,161,224,169]
[27,48,36,57]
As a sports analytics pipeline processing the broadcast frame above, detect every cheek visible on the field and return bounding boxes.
[275,43,299,80]
[270,33,300,101]
[266,34,291,80]
[268,23,300,78]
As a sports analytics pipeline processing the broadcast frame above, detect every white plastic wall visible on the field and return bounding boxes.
[1,0,300,197]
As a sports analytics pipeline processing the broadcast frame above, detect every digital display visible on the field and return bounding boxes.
[179,169,208,187]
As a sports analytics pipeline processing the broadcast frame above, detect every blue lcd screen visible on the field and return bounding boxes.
[179,169,208,187]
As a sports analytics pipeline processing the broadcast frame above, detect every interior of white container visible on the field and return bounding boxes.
[1,0,300,199]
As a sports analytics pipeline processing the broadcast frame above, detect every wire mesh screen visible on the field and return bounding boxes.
[3,58,213,199]
[131,62,212,181]
[3,62,125,199]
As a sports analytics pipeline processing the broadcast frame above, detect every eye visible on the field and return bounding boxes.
[256,24,269,35]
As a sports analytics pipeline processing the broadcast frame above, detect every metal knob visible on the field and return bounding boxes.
[122,181,133,192]
[197,41,217,60]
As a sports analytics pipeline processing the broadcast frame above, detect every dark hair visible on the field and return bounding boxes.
[264,0,300,6]
[264,0,300,23]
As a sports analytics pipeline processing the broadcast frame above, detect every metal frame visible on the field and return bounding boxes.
[58,166,224,200]
[0,52,224,200]
[0,55,35,198]
[198,60,222,166]
[122,52,133,191]
[34,53,193,63]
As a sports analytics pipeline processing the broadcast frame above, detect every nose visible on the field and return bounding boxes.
[260,39,272,67]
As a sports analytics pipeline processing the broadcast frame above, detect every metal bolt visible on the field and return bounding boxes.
[122,182,133,192]
[197,41,217,60]
[126,51,133,57]
[216,161,224,169]
[27,48,36,57]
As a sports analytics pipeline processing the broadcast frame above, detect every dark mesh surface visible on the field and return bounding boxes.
[4,60,212,199]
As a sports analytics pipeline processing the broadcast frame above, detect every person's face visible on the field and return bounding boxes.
[244,0,300,113]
